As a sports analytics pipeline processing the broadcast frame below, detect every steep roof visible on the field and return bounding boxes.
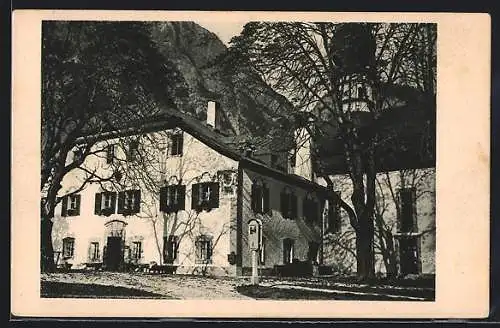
[77,107,329,193]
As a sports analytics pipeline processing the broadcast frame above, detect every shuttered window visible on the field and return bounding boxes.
[61,194,81,217]
[94,191,117,216]
[399,188,417,233]
[131,241,142,260]
[191,182,219,212]
[160,185,186,213]
[170,133,183,156]
[117,190,141,216]
[251,182,270,214]
[127,140,139,161]
[303,197,319,224]
[163,235,179,263]
[280,189,297,220]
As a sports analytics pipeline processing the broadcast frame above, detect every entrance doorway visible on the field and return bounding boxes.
[105,236,123,271]
[399,237,419,275]
[103,220,127,271]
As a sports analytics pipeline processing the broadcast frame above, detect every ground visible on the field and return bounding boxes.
[41,272,435,301]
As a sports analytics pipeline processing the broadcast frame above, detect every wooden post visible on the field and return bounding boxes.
[251,249,259,285]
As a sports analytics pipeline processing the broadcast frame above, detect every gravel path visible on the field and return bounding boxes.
[41,272,253,299]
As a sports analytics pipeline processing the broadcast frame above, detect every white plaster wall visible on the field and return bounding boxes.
[322,168,436,275]
[241,168,323,271]
[53,128,238,274]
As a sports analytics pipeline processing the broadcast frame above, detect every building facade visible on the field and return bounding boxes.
[49,104,332,276]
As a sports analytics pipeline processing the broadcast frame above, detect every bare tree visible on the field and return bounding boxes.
[40,21,186,272]
[223,22,436,280]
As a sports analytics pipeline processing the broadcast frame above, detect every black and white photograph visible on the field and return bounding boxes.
[38,18,437,301]
[11,11,490,318]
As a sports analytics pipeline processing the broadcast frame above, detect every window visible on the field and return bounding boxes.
[399,188,416,233]
[303,197,319,224]
[106,144,115,164]
[127,140,139,161]
[160,185,186,213]
[280,188,297,219]
[283,238,294,264]
[95,191,117,216]
[163,235,179,263]
[62,237,75,259]
[325,192,341,233]
[61,194,81,217]
[195,235,213,264]
[259,237,266,265]
[170,133,183,156]
[117,190,141,215]
[89,242,100,262]
[191,182,219,211]
[251,181,270,214]
[131,241,142,260]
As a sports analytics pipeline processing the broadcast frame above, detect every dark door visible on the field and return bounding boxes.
[399,237,419,275]
[105,237,123,271]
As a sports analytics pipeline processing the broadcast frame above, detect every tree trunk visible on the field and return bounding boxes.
[41,217,55,272]
[355,212,375,281]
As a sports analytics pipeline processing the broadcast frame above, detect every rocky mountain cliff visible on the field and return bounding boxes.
[149,21,294,140]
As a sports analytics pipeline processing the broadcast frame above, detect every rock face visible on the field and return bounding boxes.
[149,22,294,138]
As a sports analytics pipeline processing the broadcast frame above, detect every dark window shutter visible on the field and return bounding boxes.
[210,182,220,208]
[134,190,141,213]
[411,188,417,232]
[74,195,81,216]
[280,191,286,216]
[291,194,298,219]
[263,185,270,213]
[117,191,125,214]
[159,187,167,212]
[251,183,257,212]
[94,193,101,215]
[61,196,68,217]
[110,192,117,214]
[178,134,184,155]
[178,185,186,210]
[191,184,200,210]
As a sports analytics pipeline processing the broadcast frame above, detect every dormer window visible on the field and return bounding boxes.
[160,185,186,213]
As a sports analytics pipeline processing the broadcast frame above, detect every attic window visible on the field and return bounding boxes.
[127,140,139,161]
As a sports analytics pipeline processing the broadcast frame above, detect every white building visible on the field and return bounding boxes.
[50,102,334,276]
